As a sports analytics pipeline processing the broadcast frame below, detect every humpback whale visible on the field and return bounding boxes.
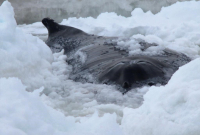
[42,18,191,93]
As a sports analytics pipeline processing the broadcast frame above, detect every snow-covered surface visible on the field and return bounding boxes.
[122,58,200,135]
[0,1,61,93]
[0,78,122,135]
[1,0,200,135]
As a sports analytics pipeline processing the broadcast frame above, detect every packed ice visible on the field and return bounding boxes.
[122,58,200,135]
[1,0,200,135]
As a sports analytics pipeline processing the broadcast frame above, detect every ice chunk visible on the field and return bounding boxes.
[0,1,61,93]
[122,58,200,135]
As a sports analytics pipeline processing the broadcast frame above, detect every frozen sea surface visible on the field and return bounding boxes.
[1,1,200,135]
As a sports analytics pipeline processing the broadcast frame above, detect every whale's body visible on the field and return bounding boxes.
[42,18,191,93]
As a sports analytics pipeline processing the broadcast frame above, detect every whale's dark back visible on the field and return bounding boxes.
[42,18,191,93]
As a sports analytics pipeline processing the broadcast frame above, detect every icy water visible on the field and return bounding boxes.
[18,18,153,123]
[18,24,48,41]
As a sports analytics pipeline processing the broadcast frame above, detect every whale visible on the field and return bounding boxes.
[42,18,191,93]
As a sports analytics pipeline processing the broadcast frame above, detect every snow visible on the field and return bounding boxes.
[0,1,63,93]
[1,0,200,135]
[122,58,200,135]
[0,78,122,135]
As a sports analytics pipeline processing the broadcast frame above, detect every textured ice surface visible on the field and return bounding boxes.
[0,77,122,135]
[0,1,58,92]
[122,58,200,135]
